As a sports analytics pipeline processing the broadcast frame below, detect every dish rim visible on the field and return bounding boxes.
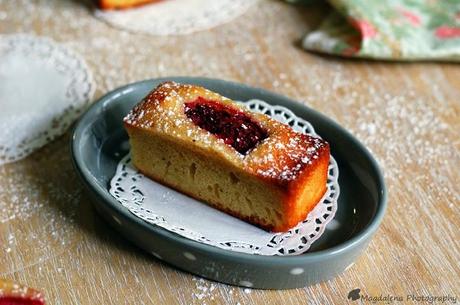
[71,76,387,263]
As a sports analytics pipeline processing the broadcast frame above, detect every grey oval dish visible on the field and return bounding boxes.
[71,77,387,289]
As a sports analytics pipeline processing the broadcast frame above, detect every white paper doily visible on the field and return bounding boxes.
[0,34,95,165]
[95,0,260,36]
[110,100,339,256]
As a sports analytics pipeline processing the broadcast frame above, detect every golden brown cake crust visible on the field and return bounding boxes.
[124,82,330,232]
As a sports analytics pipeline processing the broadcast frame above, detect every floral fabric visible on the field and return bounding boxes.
[297,0,460,61]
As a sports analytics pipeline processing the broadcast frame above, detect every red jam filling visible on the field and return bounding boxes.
[0,297,44,305]
[184,97,268,154]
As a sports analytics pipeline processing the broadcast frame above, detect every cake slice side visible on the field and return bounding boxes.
[282,146,330,231]
[127,126,288,231]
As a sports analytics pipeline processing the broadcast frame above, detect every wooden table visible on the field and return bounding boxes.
[1,1,459,304]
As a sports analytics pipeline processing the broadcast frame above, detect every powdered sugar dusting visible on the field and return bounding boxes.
[192,277,217,301]
[0,137,82,276]
[305,70,457,187]
[191,277,252,303]
[250,133,327,182]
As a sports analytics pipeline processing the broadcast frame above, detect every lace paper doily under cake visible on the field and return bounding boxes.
[0,34,95,165]
[95,0,260,36]
[110,100,340,256]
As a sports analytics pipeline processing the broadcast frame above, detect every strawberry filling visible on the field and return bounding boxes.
[184,97,268,154]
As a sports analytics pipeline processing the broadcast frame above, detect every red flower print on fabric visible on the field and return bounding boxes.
[401,9,421,26]
[435,26,460,39]
[350,19,377,39]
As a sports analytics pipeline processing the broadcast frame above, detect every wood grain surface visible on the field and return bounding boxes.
[1,0,459,304]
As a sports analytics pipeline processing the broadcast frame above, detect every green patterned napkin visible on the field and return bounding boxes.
[295,0,460,61]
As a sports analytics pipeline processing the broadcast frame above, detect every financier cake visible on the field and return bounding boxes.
[124,82,330,232]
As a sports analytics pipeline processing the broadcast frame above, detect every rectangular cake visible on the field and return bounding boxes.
[124,82,330,232]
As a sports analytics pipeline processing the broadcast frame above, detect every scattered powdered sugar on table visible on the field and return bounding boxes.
[0,171,44,223]
[192,277,252,303]
[0,137,83,276]
[294,64,459,214]
[192,277,217,301]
